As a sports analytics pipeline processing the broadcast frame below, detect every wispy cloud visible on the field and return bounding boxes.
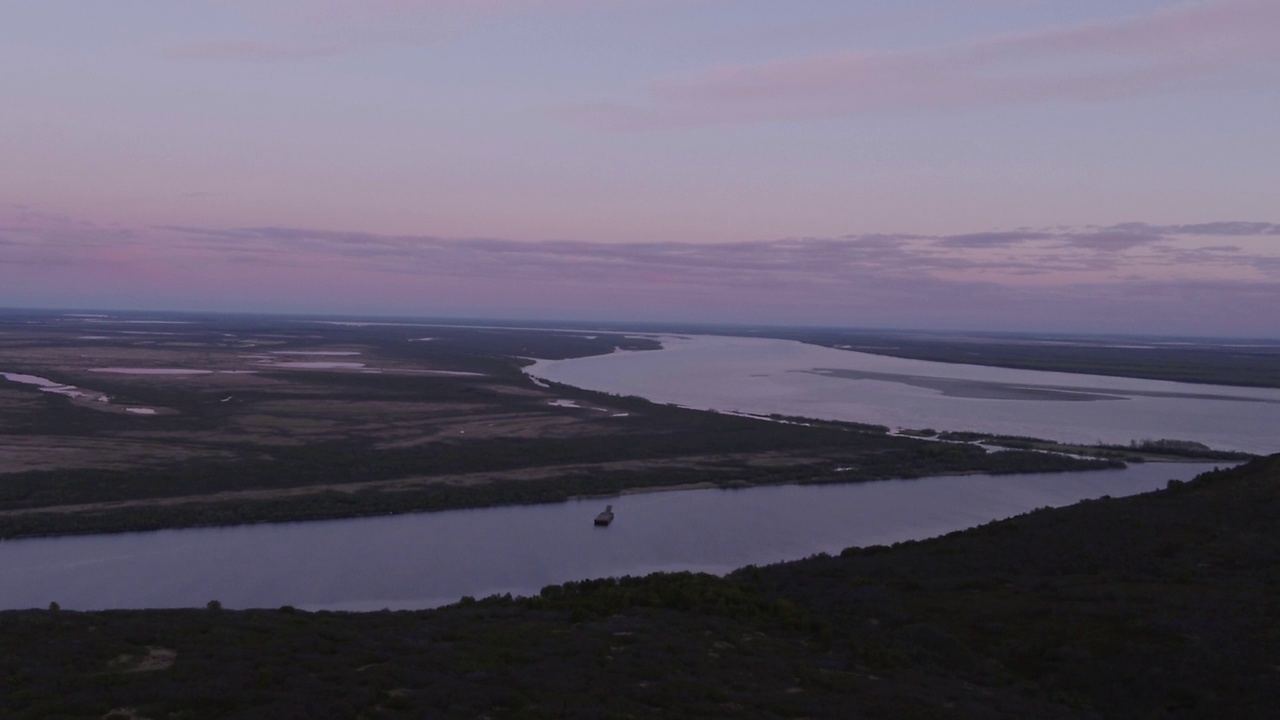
[1113,221,1280,236]
[570,0,1280,129]
[7,215,1268,286]
[938,231,1052,249]
[4,208,1278,332]
[1055,230,1165,252]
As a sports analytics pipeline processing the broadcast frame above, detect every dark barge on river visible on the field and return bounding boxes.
[594,505,614,526]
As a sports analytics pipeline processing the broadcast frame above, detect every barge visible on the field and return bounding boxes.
[594,505,614,526]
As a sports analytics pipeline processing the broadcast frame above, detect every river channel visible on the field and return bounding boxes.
[530,335,1280,455]
[0,462,1224,611]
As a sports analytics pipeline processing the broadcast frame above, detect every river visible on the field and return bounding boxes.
[529,335,1280,454]
[0,462,1224,611]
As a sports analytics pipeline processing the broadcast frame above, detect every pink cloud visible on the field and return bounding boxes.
[4,207,1279,334]
[570,0,1280,129]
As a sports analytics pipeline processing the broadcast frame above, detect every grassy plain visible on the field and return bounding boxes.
[0,311,1120,538]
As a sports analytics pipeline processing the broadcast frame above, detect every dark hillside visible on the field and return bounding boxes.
[739,455,1280,717]
[2,457,1276,718]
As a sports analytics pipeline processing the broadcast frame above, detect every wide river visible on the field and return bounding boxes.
[0,463,1223,611]
[531,335,1280,455]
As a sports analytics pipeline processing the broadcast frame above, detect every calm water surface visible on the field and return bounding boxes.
[0,463,1222,611]
[530,335,1280,454]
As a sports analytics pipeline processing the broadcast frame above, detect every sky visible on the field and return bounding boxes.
[1,0,1278,336]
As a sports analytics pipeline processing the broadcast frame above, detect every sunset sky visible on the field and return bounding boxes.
[2,1,1278,335]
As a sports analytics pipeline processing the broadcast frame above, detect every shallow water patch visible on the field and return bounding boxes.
[91,368,213,376]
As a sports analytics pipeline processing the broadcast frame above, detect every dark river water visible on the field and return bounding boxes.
[0,462,1223,611]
